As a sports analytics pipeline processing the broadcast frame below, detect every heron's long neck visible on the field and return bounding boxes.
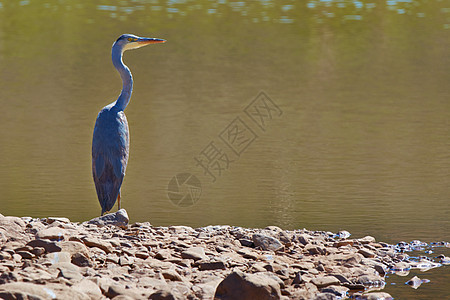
[112,45,133,111]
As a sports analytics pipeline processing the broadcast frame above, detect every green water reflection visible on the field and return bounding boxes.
[0,1,449,297]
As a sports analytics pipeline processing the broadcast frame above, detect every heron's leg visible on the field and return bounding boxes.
[118,193,121,210]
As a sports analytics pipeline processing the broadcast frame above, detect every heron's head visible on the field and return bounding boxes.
[114,34,166,52]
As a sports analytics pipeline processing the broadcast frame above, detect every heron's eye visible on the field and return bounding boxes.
[127,38,137,42]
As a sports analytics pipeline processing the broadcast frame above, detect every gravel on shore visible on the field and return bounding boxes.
[0,211,447,299]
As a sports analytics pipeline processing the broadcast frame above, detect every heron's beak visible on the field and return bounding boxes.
[138,38,166,45]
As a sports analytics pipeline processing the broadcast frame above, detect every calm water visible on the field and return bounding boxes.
[0,0,449,298]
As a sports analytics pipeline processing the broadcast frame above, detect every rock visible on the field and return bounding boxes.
[305,244,325,255]
[296,234,311,245]
[168,225,195,234]
[313,292,338,300]
[59,241,91,257]
[291,262,315,270]
[214,271,282,300]
[198,260,226,271]
[162,269,183,281]
[277,231,292,245]
[72,278,103,299]
[341,253,363,266]
[111,296,135,300]
[46,217,71,224]
[405,275,430,289]
[239,239,254,247]
[320,285,349,298]
[0,230,5,244]
[374,264,387,276]
[181,247,207,261]
[30,247,46,257]
[311,276,340,288]
[292,272,303,284]
[330,274,350,284]
[82,237,114,253]
[391,261,410,273]
[54,262,83,282]
[250,262,268,273]
[155,249,172,260]
[0,216,27,241]
[138,277,168,290]
[0,251,12,260]
[105,283,143,299]
[86,209,129,228]
[119,255,133,266]
[45,251,72,264]
[334,240,354,247]
[252,234,284,251]
[237,248,258,260]
[135,251,150,259]
[192,277,223,299]
[410,259,441,271]
[0,272,19,284]
[358,248,376,258]
[16,251,33,260]
[27,239,62,253]
[360,292,393,300]
[355,274,385,287]
[72,252,93,267]
[337,231,351,239]
[0,282,90,300]
[36,227,68,241]
[358,236,376,244]
[149,288,183,300]
[439,256,450,265]
[264,226,283,233]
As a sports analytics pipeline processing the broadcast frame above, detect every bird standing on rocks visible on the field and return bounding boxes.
[92,34,165,215]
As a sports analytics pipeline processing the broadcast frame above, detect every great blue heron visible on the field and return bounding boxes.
[92,34,165,215]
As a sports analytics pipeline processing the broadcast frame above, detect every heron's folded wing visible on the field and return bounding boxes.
[93,153,105,178]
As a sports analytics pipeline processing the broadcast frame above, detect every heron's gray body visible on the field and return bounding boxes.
[91,33,165,215]
[92,103,129,215]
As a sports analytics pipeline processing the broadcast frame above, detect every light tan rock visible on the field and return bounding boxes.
[181,247,207,261]
[36,227,68,241]
[72,279,103,299]
[82,237,114,253]
[59,240,90,257]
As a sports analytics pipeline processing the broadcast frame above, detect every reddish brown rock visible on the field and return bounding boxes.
[27,239,62,253]
[214,271,282,300]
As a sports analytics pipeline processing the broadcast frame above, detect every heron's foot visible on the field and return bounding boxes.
[101,210,109,216]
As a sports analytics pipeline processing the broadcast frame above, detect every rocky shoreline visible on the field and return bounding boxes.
[0,210,447,300]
